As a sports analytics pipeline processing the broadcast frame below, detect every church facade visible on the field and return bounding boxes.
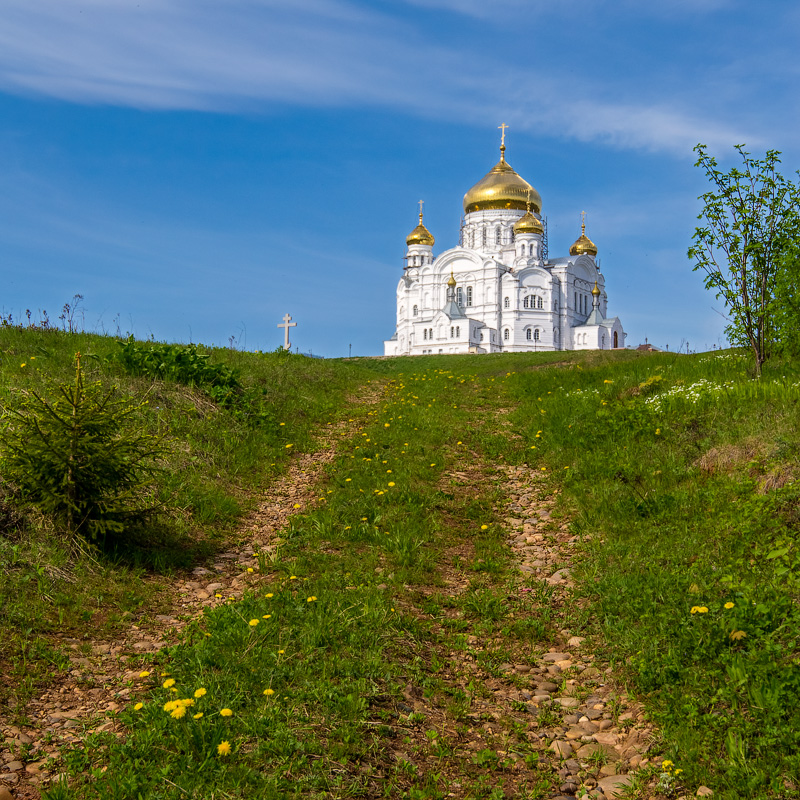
[384,136,626,356]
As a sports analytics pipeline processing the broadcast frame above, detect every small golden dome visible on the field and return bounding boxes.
[569,213,598,257]
[406,213,434,246]
[463,149,542,214]
[592,281,601,297]
[514,211,543,235]
[447,272,457,288]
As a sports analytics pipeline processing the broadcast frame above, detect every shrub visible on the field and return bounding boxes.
[0,353,163,542]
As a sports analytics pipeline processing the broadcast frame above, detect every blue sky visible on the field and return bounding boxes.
[1,0,798,356]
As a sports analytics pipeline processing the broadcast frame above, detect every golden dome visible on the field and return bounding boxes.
[592,281,601,297]
[406,213,434,246]
[513,211,544,235]
[463,147,542,214]
[569,214,598,257]
[447,271,457,288]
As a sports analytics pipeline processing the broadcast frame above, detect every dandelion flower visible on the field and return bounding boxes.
[220,708,233,717]
[278,649,285,654]
[293,503,300,509]
[247,568,254,573]
[162,678,176,688]
[263,614,272,619]
[139,671,151,678]
[249,619,260,626]
[388,482,395,487]
[193,712,203,719]
[480,525,488,530]
[285,443,293,448]
[345,478,352,482]
[307,596,317,602]
[263,688,275,696]
[217,741,231,756]
[181,698,195,707]
[690,606,709,614]
[134,702,144,711]
[289,575,298,580]
[171,705,187,719]
[194,688,207,698]
[265,593,274,598]
[724,602,735,609]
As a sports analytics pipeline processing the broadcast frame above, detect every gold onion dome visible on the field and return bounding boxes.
[569,215,598,257]
[406,213,434,246]
[463,146,542,214]
[514,211,544,235]
[592,281,601,297]
[447,272,457,288]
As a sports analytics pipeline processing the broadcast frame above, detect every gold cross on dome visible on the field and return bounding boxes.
[498,123,509,147]
[581,210,587,234]
[418,199,424,217]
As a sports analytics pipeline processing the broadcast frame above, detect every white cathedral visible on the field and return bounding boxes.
[383,133,626,356]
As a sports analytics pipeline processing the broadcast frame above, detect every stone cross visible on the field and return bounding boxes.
[277,313,297,350]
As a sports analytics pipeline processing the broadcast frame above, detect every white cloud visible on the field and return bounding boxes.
[0,0,762,154]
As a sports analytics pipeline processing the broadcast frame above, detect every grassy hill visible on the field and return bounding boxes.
[1,325,799,799]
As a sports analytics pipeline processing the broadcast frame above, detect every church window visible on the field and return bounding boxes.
[504,296,510,309]
[423,329,427,340]
[495,227,501,244]
[529,243,534,256]
[482,228,487,246]
[456,287,463,306]
[510,230,515,242]
[413,305,418,317]
[534,328,540,341]
[480,332,484,341]
[503,328,510,341]
[450,326,454,338]
[523,296,529,309]
[537,296,543,309]
[526,328,532,340]
[574,291,577,310]
[466,286,473,306]
[614,331,618,348]
[456,326,460,337]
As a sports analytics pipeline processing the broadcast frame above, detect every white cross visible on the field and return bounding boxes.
[277,313,297,350]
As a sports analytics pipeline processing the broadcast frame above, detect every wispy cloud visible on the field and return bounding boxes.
[0,0,762,154]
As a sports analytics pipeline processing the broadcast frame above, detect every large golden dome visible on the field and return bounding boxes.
[463,147,542,214]
[406,213,434,246]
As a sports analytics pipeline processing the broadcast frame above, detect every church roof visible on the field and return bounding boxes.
[513,211,544,235]
[406,213,434,246]
[442,300,466,320]
[463,143,542,214]
[569,215,598,257]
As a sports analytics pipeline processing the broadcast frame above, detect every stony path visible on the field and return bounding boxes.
[0,412,368,800]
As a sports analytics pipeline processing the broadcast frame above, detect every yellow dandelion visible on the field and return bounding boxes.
[480,525,488,530]
[388,482,395,487]
[249,619,260,626]
[171,705,187,719]
[162,678,176,688]
[285,443,293,448]
[263,614,271,619]
[134,702,144,711]
[217,740,231,756]
[139,670,151,678]
[724,602,735,609]
[656,428,661,435]
[289,575,298,580]
[181,698,195,707]
[194,688,207,698]
[220,708,233,717]
[163,700,179,712]
[193,712,203,719]
[345,478,352,482]
[278,649,285,654]
[293,503,300,509]
[263,688,275,696]
[307,596,317,602]
[247,567,254,573]
[690,606,709,614]
[265,593,274,598]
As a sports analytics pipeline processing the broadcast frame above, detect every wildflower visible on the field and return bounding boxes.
[388,482,395,487]
[724,602,735,609]
[307,596,317,602]
[384,423,390,427]
[215,593,221,598]
[729,630,747,641]
[289,575,298,580]
[247,567,254,573]
[430,463,436,467]
[293,503,300,509]
[164,700,179,712]
[194,688,207,698]
[181,698,195,707]
[280,422,285,426]
[345,478,352,482]
[661,760,674,769]
[249,619,260,626]
[278,649,285,654]
[171,705,187,719]
[263,688,275,696]
[690,606,709,614]
[139,671,151,678]
[217,741,231,756]
[134,702,144,711]
[285,443,293,448]
[163,678,176,688]
[220,708,233,717]
[386,469,392,474]
[193,712,203,719]
[481,525,489,530]
[265,593,274,598]
[263,614,272,619]
[20,363,26,368]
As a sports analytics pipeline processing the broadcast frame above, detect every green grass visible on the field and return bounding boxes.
[2,326,800,798]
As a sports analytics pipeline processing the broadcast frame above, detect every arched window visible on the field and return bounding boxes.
[413,305,418,317]
[526,328,532,340]
[537,296,543,309]
[482,228,487,246]
[523,296,529,308]
[423,329,427,340]
[529,243,534,256]
[456,326,460,337]
[534,329,540,341]
[450,326,454,338]
[614,331,619,348]
[574,291,577,310]
[456,287,463,306]
[504,328,510,341]
[495,227,502,244]
[466,286,473,306]
[429,328,433,339]
[504,296,510,309]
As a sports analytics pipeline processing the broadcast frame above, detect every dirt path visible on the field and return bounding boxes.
[0,400,378,799]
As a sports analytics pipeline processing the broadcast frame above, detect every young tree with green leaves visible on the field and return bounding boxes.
[0,353,163,542]
[689,144,800,374]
